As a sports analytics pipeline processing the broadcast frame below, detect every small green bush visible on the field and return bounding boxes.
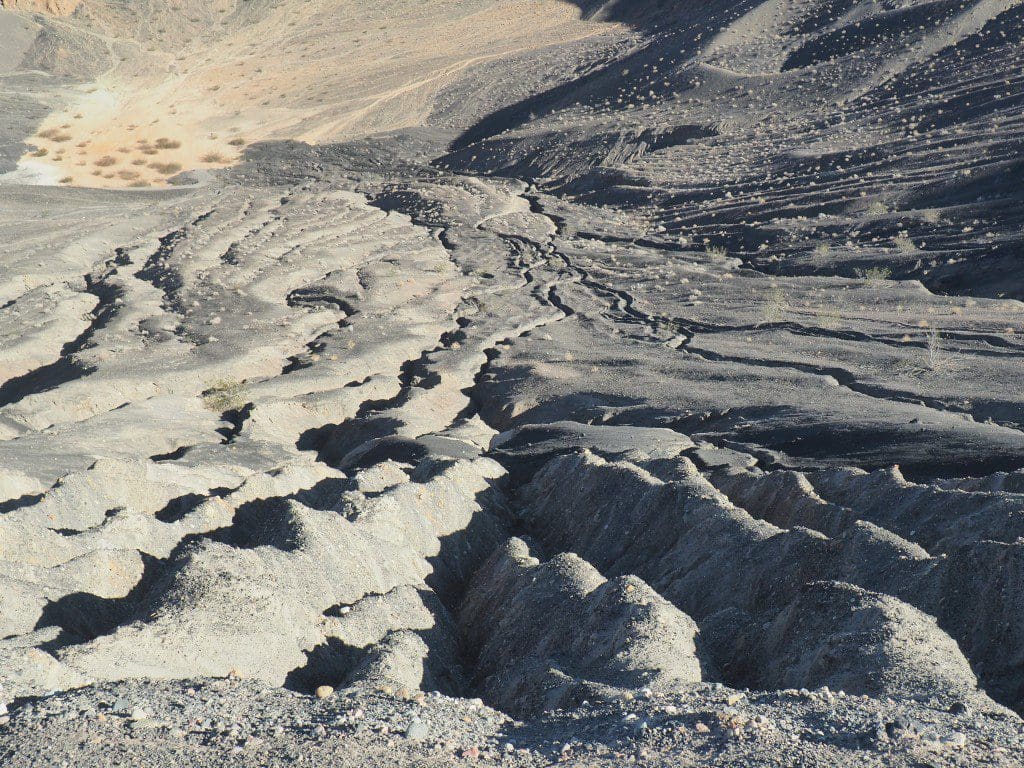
[202,379,248,412]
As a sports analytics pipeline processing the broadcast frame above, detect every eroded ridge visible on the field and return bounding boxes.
[2,0,1024,765]
[1,169,1023,727]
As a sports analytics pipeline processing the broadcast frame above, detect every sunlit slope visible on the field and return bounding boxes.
[10,0,610,187]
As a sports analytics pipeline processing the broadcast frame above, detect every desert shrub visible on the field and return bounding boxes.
[855,266,893,281]
[227,137,246,146]
[94,156,118,167]
[154,137,181,149]
[893,233,917,253]
[202,379,248,411]
[39,128,72,142]
[149,162,183,175]
[201,152,226,163]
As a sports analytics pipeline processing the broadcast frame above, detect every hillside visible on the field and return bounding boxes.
[4,0,610,186]
[1,1,1023,765]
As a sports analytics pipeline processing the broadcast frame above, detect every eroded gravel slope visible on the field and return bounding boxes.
[1,0,1023,765]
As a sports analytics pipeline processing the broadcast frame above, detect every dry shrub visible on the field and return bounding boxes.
[856,266,893,281]
[149,161,183,175]
[202,379,248,411]
[154,137,181,149]
[94,156,118,167]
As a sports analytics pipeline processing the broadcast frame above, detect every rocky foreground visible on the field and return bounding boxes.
[3,678,1022,767]
[1,0,1024,765]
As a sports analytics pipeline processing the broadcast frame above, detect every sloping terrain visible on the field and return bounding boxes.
[1,0,1023,765]
[2,0,609,185]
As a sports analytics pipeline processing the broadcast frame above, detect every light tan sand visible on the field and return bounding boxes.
[0,0,80,15]
[19,0,612,188]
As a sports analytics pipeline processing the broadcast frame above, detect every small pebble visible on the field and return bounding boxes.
[405,719,430,740]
